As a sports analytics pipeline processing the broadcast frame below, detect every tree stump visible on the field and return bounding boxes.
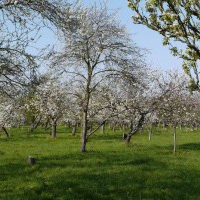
[27,156,36,165]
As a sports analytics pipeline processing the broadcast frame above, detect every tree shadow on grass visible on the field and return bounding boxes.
[38,154,200,200]
[125,156,166,168]
[154,142,200,152]
[1,150,200,200]
[178,142,200,150]
[90,134,122,142]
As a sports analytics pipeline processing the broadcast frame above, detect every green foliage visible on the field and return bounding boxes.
[128,0,200,91]
[189,79,199,91]
[1,126,200,199]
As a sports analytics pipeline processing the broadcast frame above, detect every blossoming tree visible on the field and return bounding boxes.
[27,78,69,138]
[52,2,145,152]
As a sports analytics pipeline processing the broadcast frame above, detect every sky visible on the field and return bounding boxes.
[36,0,183,72]
[84,0,183,72]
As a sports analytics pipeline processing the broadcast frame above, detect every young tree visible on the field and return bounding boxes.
[128,0,200,91]
[155,70,190,153]
[53,2,145,152]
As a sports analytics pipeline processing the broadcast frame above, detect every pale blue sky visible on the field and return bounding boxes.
[84,0,183,71]
[37,0,183,72]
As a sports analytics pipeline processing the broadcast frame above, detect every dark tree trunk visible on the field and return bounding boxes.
[2,126,10,137]
[81,111,88,152]
[77,121,81,128]
[44,118,50,131]
[30,116,42,133]
[52,119,57,138]
[109,123,111,129]
[119,121,124,130]
[67,120,71,128]
[124,134,132,144]
[173,122,178,154]
[72,121,77,135]
[124,114,146,144]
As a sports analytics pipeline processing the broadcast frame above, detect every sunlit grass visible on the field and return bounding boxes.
[0,125,200,199]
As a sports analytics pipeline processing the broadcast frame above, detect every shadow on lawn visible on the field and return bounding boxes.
[178,142,200,150]
[1,150,200,200]
[36,153,200,200]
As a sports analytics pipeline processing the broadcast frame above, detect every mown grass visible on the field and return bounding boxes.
[1,125,200,199]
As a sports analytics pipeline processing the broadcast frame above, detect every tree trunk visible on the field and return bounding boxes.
[124,114,146,144]
[30,116,41,133]
[191,124,194,131]
[119,121,124,130]
[72,121,77,135]
[179,123,182,130]
[163,120,168,133]
[124,134,132,144]
[149,123,153,141]
[2,126,10,137]
[67,120,71,128]
[122,123,126,131]
[81,111,88,152]
[52,119,57,138]
[173,123,177,154]
[112,122,116,132]
[124,120,133,144]
[89,123,93,134]
[80,68,92,152]
[101,123,105,134]
[44,118,50,131]
[77,121,81,128]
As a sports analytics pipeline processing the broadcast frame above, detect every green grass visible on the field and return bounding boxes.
[1,125,200,199]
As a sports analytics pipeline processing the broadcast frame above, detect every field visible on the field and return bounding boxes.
[1,126,200,200]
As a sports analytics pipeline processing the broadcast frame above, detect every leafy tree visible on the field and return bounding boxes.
[128,0,200,91]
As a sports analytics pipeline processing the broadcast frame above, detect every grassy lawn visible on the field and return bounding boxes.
[1,125,200,199]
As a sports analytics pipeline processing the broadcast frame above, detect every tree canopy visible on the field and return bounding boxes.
[128,0,200,91]
[0,0,79,96]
